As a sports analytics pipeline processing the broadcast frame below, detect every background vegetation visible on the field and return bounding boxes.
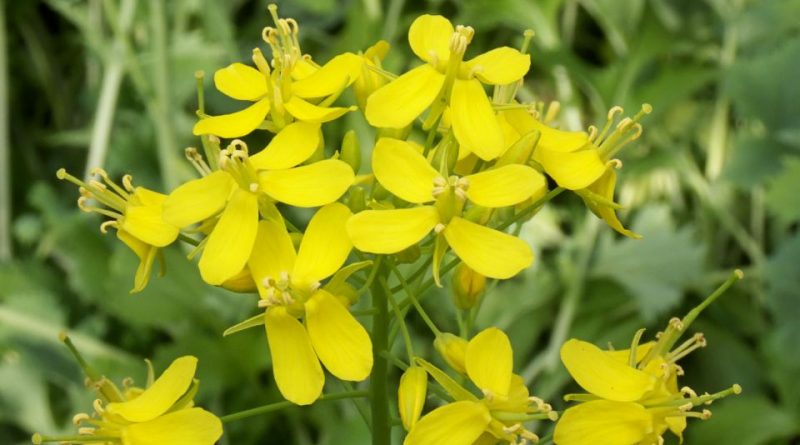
[1,0,799,444]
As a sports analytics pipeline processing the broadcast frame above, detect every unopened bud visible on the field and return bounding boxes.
[434,333,468,374]
[452,263,486,310]
[341,130,361,172]
[398,366,428,431]
[348,186,367,214]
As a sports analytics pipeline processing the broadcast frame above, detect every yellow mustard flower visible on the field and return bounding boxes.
[193,6,361,139]
[246,203,372,405]
[56,168,178,293]
[35,356,222,445]
[503,104,652,238]
[346,138,545,280]
[163,137,353,285]
[404,328,556,445]
[554,313,742,445]
[365,15,530,160]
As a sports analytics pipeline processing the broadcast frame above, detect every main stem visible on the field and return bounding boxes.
[370,259,391,445]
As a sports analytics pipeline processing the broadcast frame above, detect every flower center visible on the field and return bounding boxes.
[257,270,318,316]
[218,140,261,194]
[433,175,468,223]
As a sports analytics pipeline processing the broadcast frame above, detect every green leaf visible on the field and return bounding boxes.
[223,312,265,337]
[591,205,705,321]
[765,156,800,224]
[686,396,797,445]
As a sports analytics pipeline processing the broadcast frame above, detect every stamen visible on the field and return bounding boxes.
[482,388,494,402]
[503,423,522,434]
[122,175,135,193]
[433,223,446,234]
[92,168,130,199]
[587,125,598,141]
[681,387,698,398]
[249,183,259,193]
[520,429,540,442]
[78,427,96,435]
[543,101,560,124]
[72,413,90,425]
[99,221,118,234]
[93,399,104,415]
[467,64,483,79]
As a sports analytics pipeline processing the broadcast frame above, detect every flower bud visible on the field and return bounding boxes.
[434,333,468,374]
[341,130,361,173]
[398,366,427,431]
[452,263,486,310]
[348,186,367,214]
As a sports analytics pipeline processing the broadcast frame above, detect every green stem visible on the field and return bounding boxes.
[148,0,181,190]
[219,391,369,423]
[498,187,565,231]
[369,259,391,445]
[83,0,136,180]
[388,259,441,336]
[397,258,459,312]
[0,0,10,261]
[383,278,415,362]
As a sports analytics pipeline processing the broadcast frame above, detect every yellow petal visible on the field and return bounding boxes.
[450,79,504,160]
[122,407,223,445]
[560,339,656,402]
[408,14,454,64]
[399,366,428,431]
[117,229,159,293]
[465,165,546,208]
[293,203,353,284]
[192,97,271,138]
[536,146,607,190]
[580,169,640,238]
[248,219,297,294]
[526,118,589,153]
[403,401,491,445]
[106,356,196,422]
[553,400,652,445]
[291,53,363,99]
[213,62,267,101]
[488,374,531,412]
[120,188,177,247]
[372,138,438,203]
[292,57,318,80]
[443,217,532,279]
[465,327,513,397]
[199,190,258,285]
[250,121,321,170]
[284,96,352,123]
[465,47,530,85]
[346,206,439,254]
[162,171,235,228]
[305,289,372,381]
[365,64,445,128]
[605,342,655,365]
[265,307,324,405]
[259,160,354,207]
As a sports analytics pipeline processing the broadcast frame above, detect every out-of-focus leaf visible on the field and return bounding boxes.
[764,156,800,224]
[726,37,800,134]
[579,0,645,56]
[722,133,789,189]
[686,396,797,445]
[591,205,705,320]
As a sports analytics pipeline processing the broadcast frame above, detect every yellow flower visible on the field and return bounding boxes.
[162,137,353,285]
[247,203,372,405]
[35,356,222,445]
[554,318,742,445]
[404,328,556,445]
[56,168,178,293]
[365,15,530,160]
[503,104,652,238]
[193,7,361,138]
[346,138,545,280]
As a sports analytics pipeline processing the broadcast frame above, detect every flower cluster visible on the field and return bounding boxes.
[45,4,743,445]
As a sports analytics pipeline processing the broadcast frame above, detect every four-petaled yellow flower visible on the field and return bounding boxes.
[347,138,545,280]
[503,104,652,238]
[39,356,222,445]
[56,168,179,293]
[247,203,373,405]
[193,6,361,138]
[365,15,531,160]
[554,317,742,445]
[404,328,556,445]
[163,136,353,285]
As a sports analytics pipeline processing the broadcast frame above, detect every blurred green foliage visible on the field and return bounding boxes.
[1,0,799,444]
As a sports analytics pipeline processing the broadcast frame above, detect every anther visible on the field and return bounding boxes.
[99,221,118,234]
[257,299,272,308]
[701,409,712,419]
[249,183,259,193]
[122,377,134,388]
[122,175,135,192]
[467,65,483,79]
[681,387,698,398]
[502,423,522,434]
[481,388,494,402]
[543,101,561,124]
[607,106,624,121]
[78,427,96,435]
[309,281,321,292]
[587,125,598,141]
[93,399,104,414]
[56,168,67,179]
[669,317,684,331]
[521,430,540,441]
[434,223,446,234]
[72,413,90,425]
